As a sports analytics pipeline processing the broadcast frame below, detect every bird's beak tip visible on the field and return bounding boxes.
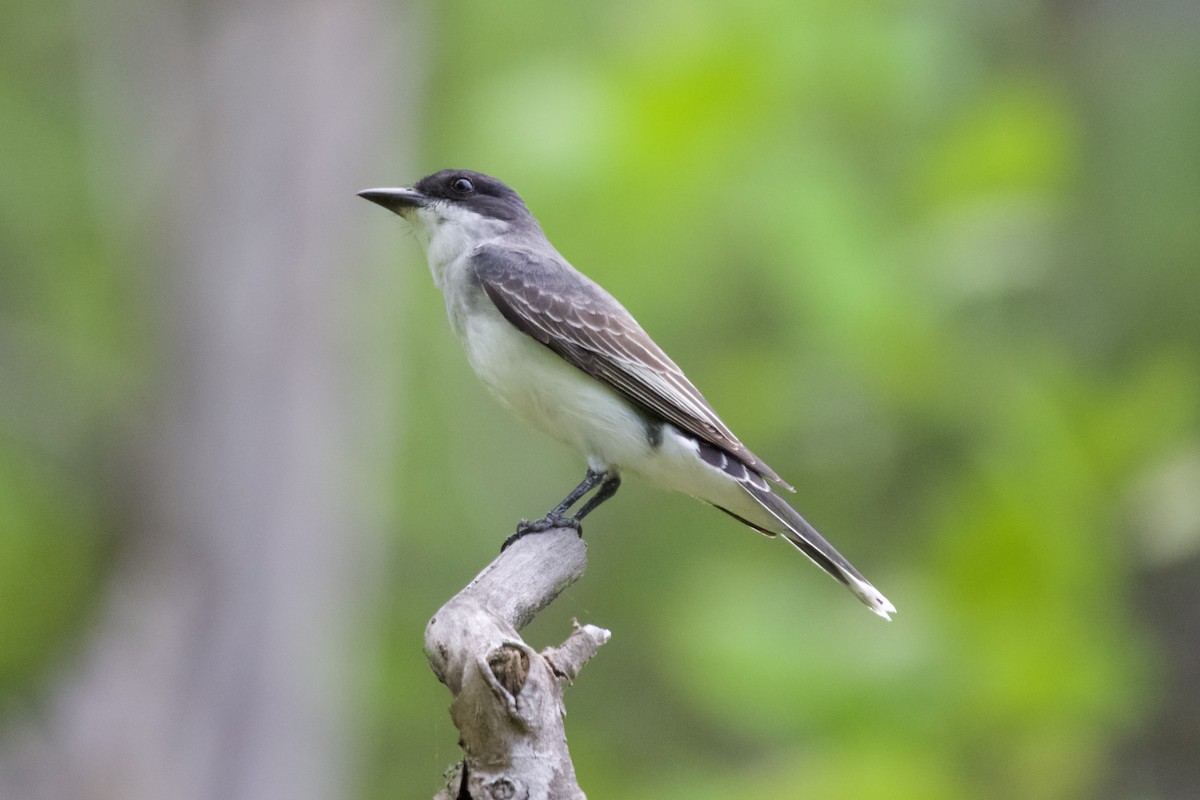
[358,187,427,213]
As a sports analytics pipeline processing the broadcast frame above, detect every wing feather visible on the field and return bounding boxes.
[471,245,791,489]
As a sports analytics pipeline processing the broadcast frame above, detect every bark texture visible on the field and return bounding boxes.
[426,529,609,800]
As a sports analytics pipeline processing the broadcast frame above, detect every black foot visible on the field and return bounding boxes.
[501,467,621,552]
[501,512,583,551]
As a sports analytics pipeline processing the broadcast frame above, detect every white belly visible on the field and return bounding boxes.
[455,302,757,513]
[457,302,653,470]
[441,264,764,528]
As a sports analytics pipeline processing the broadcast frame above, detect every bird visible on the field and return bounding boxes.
[359,169,896,620]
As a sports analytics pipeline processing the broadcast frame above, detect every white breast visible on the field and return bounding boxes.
[455,295,654,471]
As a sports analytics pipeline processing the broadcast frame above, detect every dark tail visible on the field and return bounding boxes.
[743,484,896,620]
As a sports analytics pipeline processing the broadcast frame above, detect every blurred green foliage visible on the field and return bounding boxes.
[0,0,133,700]
[3,0,1199,798]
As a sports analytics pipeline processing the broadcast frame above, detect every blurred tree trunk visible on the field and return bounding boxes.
[0,0,419,798]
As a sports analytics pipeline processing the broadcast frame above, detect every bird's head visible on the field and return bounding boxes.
[359,169,536,236]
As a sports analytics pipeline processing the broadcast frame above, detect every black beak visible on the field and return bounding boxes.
[357,187,429,213]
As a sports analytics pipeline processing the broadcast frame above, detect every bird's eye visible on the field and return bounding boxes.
[451,177,475,194]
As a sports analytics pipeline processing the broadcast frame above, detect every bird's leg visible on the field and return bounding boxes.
[547,468,608,520]
[504,468,613,550]
[571,473,621,522]
[512,468,604,535]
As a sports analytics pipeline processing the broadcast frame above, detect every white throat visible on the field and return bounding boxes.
[408,202,509,288]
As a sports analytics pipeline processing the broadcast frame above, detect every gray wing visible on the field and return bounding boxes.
[471,245,792,489]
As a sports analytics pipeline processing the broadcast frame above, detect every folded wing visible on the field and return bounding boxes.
[471,245,791,489]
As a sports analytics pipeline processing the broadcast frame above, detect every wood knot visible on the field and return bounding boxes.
[487,643,530,697]
[483,776,525,800]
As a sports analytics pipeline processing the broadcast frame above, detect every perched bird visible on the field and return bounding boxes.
[360,170,895,619]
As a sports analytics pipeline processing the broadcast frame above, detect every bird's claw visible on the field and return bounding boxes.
[517,512,582,535]
[502,513,583,551]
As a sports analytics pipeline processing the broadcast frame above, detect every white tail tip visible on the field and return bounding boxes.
[847,574,897,621]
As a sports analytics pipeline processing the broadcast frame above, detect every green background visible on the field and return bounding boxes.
[3,0,1199,798]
